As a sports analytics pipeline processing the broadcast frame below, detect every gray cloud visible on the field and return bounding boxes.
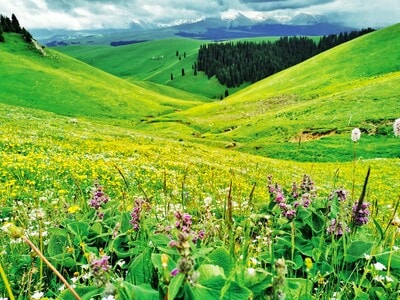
[0,0,399,29]
[239,0,334,10]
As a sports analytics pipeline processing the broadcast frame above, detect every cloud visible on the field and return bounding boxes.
[0,0,399,29]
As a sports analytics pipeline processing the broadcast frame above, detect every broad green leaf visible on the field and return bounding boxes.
[117,282,158,300]
[57,287,104,300]
[345,241,374,263]
[67,221,90,238]
[168,273,185,300]
[208,247,233,277]
[126,247,153,285]
[198,264,225,283]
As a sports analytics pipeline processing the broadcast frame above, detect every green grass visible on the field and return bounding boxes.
[0,34,202,123]
[144,24,400,162]
[56,38,250,99]
[1,25,400,300]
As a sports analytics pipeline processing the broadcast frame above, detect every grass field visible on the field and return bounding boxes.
[0,24,400,299]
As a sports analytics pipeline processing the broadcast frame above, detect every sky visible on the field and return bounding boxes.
[1,0,399,30]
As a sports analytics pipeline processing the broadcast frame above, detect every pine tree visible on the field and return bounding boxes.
[11,14,21,33]
[170,73,174,80]
[181,68,185,76]
[0,27,4,43]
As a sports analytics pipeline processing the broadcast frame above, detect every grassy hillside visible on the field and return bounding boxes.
[56,38,250,99]
[0,33,202,124]
[150,23,400,162]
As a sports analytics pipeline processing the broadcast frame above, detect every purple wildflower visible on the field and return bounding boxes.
[91,255,111,273]
[352,202,371,226]
[130,197,150,231]
[329,188,348,202]
[171,269,180,277]
[327,219,349,236]
[89,183,109,209]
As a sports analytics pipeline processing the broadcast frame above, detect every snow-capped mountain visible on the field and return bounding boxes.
[36,11,359,46]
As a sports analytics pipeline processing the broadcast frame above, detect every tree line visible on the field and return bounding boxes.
[0,13,32,43]
[197,28,375,88]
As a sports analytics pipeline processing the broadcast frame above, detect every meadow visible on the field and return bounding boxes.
[0,24,400,299]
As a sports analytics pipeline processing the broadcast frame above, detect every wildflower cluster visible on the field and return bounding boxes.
[89,182,109,219]
[326,218,349,236]
[268,174,316,220]
[168,212,202,286]
[326,188,351,236]
[84,252,112,286]
[130,196,150,231]
[352,202,371,226]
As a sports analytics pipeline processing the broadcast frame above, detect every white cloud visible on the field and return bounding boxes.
[0,0,399,29]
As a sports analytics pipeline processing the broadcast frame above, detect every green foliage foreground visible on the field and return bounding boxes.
[0,104,399,299]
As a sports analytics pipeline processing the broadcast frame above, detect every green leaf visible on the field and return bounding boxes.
[90,222,103,236]
[372,218,384,241]
[285,278,312,299]
[120,211,132,233]
[329,196,339,219]
[67,221,90,238]
[149,233,171,248]
[208,247,233,277]
[57,287,103,300]
[126,247,153,285]
[47,229,69,256]
[168,273,185,300]
[345,241,374,263]
[117,282,158,300]
[198,264,225,283]
[109,235,131,258]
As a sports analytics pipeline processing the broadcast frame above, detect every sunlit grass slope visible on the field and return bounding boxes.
[1,101,398,218]
[56,38,249,99]
[0,33,202,123]
[155,23,400,162]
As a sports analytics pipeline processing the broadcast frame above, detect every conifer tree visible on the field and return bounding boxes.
[11,14,21,33]
[0,27,4,43]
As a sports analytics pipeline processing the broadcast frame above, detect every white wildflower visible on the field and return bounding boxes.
[247,267,256,276]
[204,196,212,206]
[351,128,361,142]
[363,253,371,260]
[373,262,386,271]
[393,118,400,137]
[31,291,44,300]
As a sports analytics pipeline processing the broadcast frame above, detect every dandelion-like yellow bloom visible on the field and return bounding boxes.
[67,205,80,214]
[304,257,313,271]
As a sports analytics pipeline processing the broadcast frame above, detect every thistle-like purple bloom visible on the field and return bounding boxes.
[89,183,109,209]
[130,197,150,231]
[352,202,371,226]
[327,219,349,236]
[91,255,111,273]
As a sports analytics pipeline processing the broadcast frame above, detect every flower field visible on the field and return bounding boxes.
[1,104,399,299]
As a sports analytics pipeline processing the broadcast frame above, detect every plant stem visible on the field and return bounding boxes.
[22,236,81,300]
[0,261,15,300]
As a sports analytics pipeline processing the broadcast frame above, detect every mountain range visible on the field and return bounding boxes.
[32,12,359,46]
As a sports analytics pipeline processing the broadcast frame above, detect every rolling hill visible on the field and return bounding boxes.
[0,33,204,125]
[140,23,400,162]
[1,23,399,163]
[55,38,250,99]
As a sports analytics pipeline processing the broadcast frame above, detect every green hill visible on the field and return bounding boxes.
[56,38,250,99]
[144,24,400,162]
[0,33,203,125]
